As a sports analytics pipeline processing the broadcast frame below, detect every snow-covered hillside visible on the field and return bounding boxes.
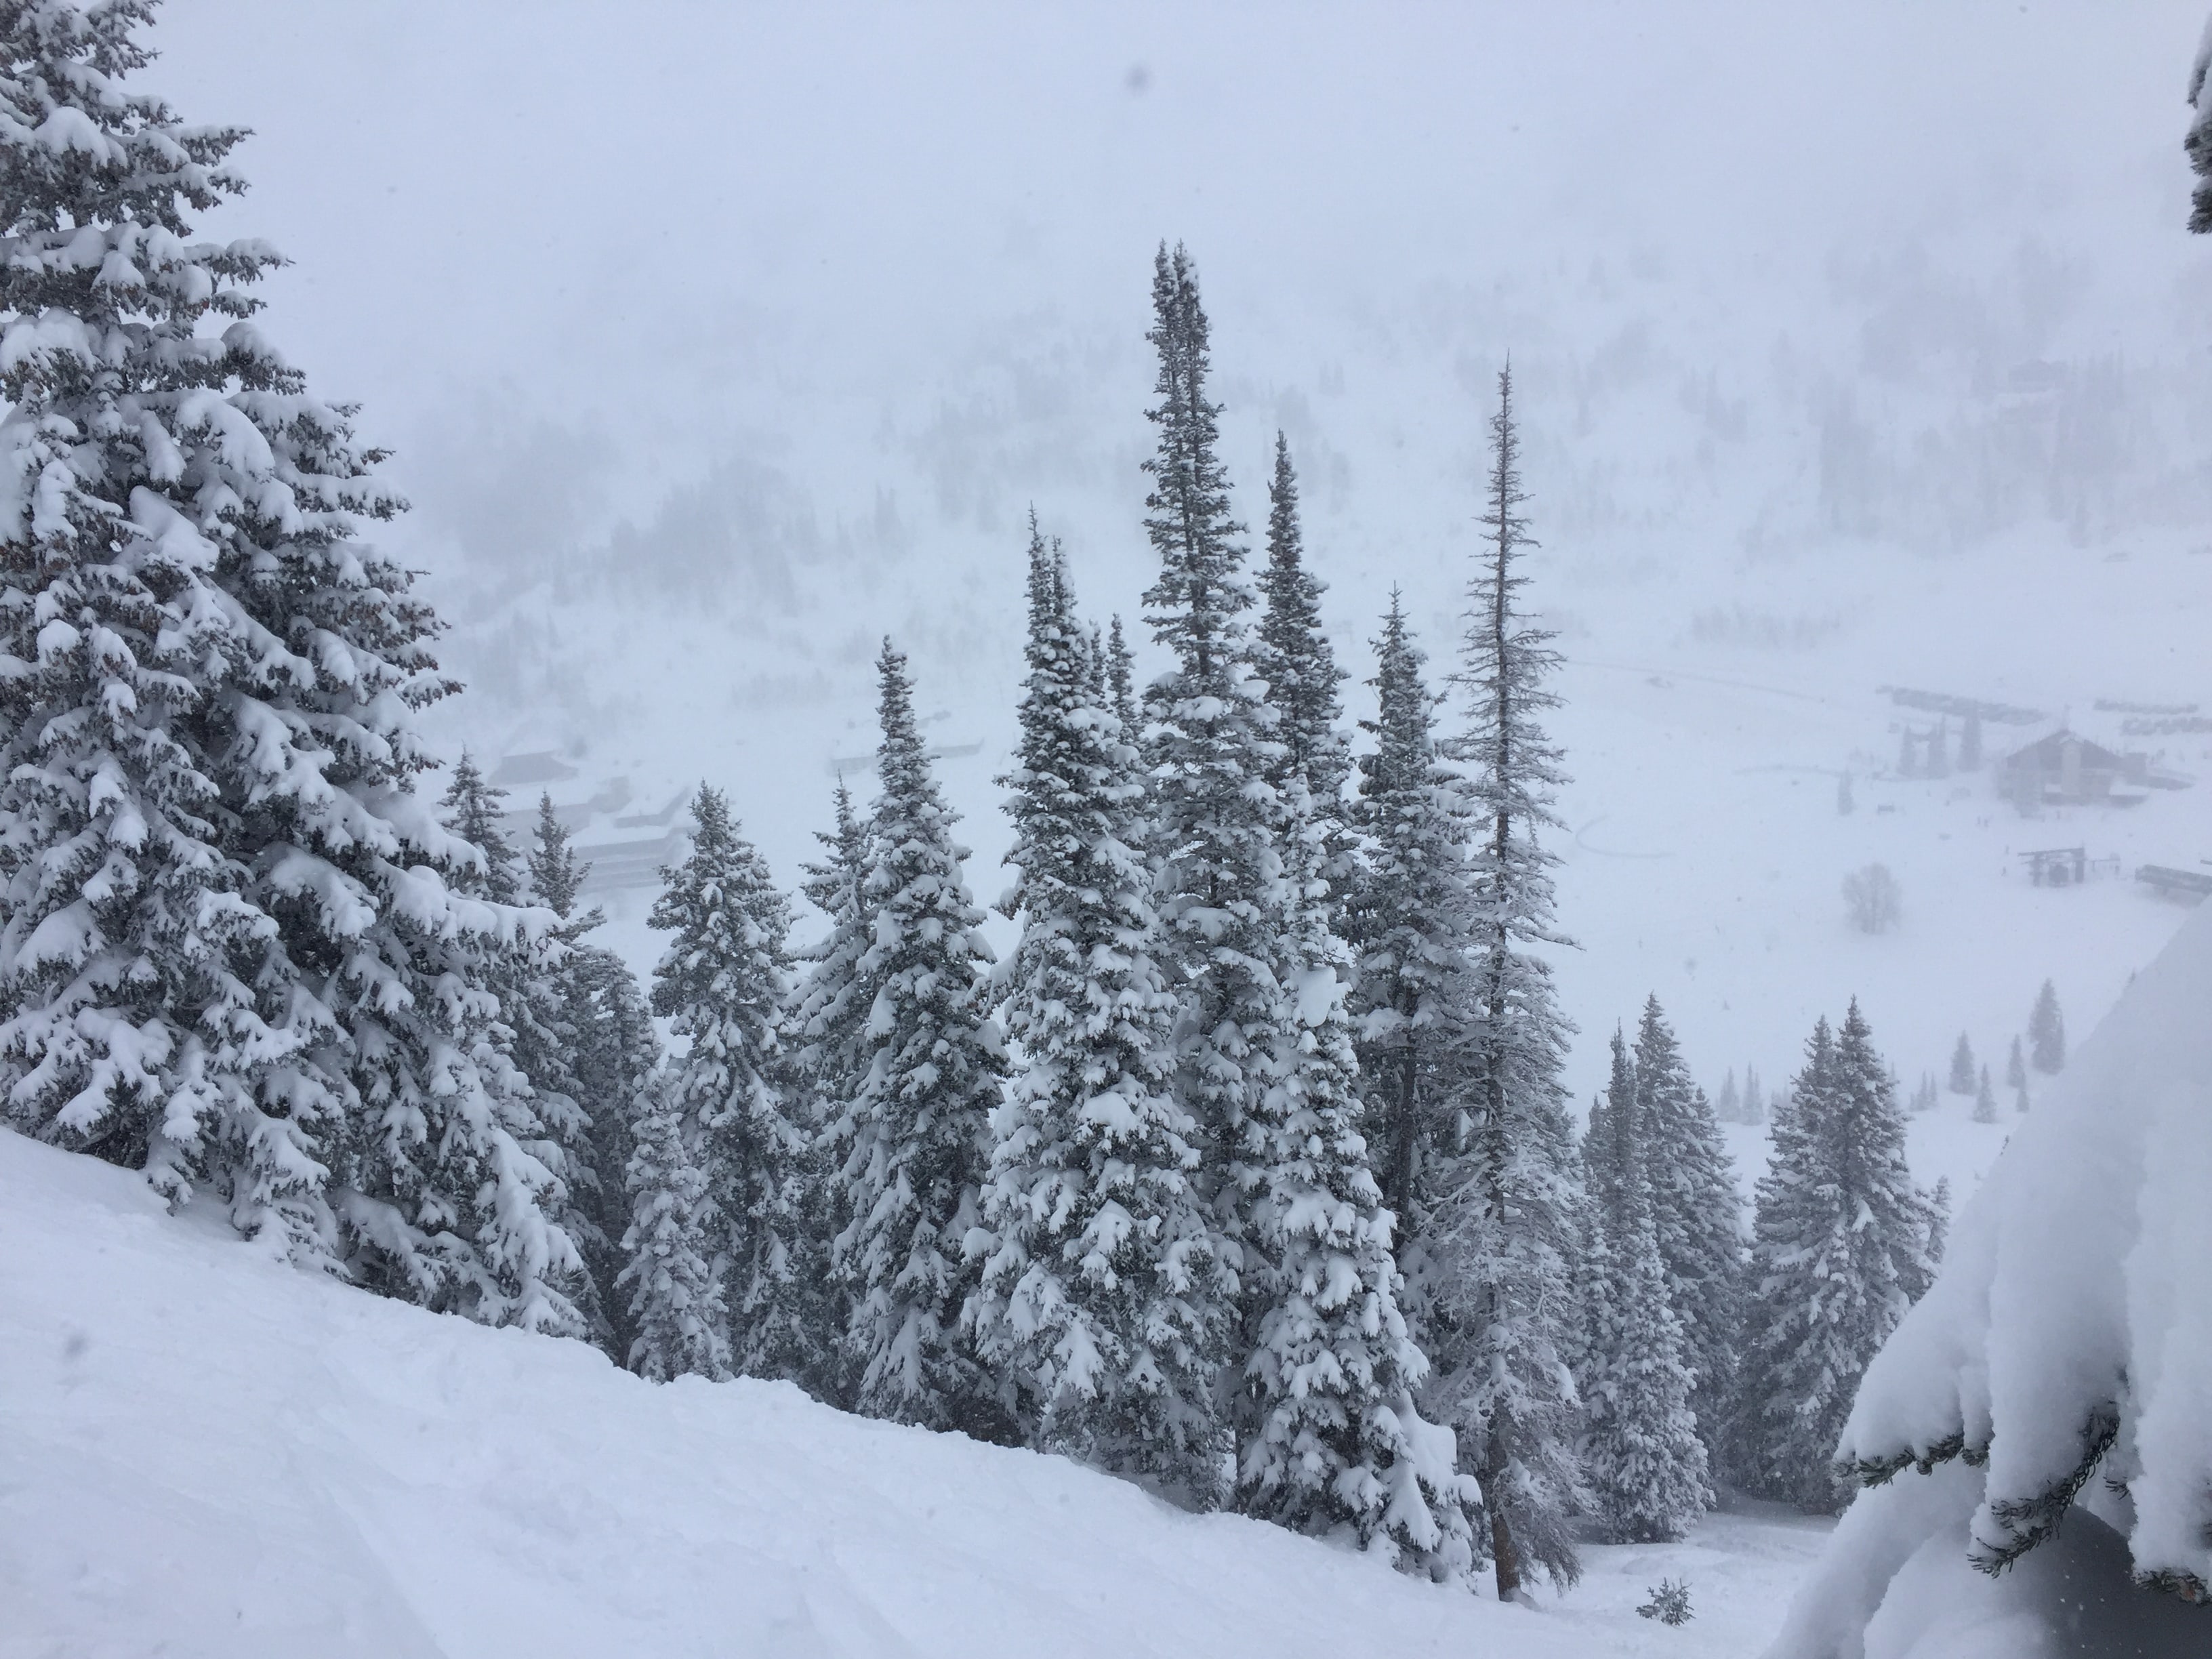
[0,1128,1830,1659]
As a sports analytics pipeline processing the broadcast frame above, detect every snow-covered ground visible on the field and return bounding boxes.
[0,1127,1828,1659]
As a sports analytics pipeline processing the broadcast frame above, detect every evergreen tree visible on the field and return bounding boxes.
[2005,1033,2028,1090]
[438,754,520,902]
[1235,775,1476,1577]
[1744,1067,1765,1124]
[971,523,1222,1491]
[2028,979,2065,1073]
[829,642,1010,1438]
[1582,1179,1711,1542]
[1738,1004,1937,1512]
[1429,364,1587,1599]
[1252,433,1350,819]
[1947,1031,1976,1094]
[1631,997,1742,1479]
[649,785,811,1383]
[619,1073,730,1382]
[1973,1063,1999,1124]
[780,776,877,1407]
[0,3,580,1326]
[1133,242,1281,1416]
[1716,1069,1741,1124]
[1105,614,1139,737]
[523,794,658,1363]
[1345,592,1477,1320]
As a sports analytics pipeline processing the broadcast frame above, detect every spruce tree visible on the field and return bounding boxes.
[1253,434,1351,819]
[525,794,655,1362]
[829,642,1010,1438]
[1738,1003,1937,1512]
[970,523,1222,1490]
[2005,1033,2028,1090]
[1744,1067,1765,1124]
[1345,592,1477,1321]
[1582,1172,1711,1542]
[649,785,810,1382]
[1716,1069,1740,1124]
[0,3,580,1325]
[1947,1032,1976,1095]
[619,1074,731,1382]
[1235,776,1476,1577]
[1631,996,1742,1479]
[1105,614,1139,736]
[438,754,520,902]
[1430,364,1587,1599]
[1132,243,1282,1422]
[779,777,876,1408]
[1973,1063,1999,1124]
[2028,979,2065,1073]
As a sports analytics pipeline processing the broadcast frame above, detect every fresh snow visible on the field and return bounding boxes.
[0,1125,1830,1658]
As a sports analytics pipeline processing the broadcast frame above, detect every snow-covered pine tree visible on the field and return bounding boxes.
[1132,241,1280,1404]
[523,794,650,1361]
[1252,433,1350,834]
[1948,1032,1976,1095]
[1582,1157,1711,1543]
[1237,755,1477,1578]
[1105,614,1139,737]
[0,3,580,1326]
[1716,1069,1741,1124]
[1428,363,1587,1599]
[2005,1033,2027,1091]
[649,785,813,1383]
[1973,1064,1999,1124]
[1738,1003,1937,1512]
[780,776,874,1406]
[1744,1067,1765,1124]
[1581,1028,1637,1237]
[2028,979,2065,1073]
[970,522,1222,1491]
[830,641,1011,1439]
[1631,996,1742,1480]
[619,1071,730,1383]
[1345,592,1477,1326]
[438,754,520,902]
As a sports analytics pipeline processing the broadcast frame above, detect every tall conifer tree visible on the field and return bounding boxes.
[972,523,1223,1492]
[1134,241,1280,1393]
[1345,594,1477,1327]
[649,785,810,1380]
[0,1,579,1329]
[1253,433,1350,817]
[829,642,1010,1438]
[1430,365,1587,1599]
[1631,996,1743,1478]
[1738,1003,1938,1511]
[781,777,874,1404]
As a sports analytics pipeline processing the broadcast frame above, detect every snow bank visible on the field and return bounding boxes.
[1773,900,2212,1652]
[0,1128,1816,1658]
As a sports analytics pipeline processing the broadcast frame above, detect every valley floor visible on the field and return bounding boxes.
[0,1130,1827,1659]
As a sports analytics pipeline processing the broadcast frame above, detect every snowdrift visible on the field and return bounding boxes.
[1768,900,2212,1656]
[0,1128,1811,1658]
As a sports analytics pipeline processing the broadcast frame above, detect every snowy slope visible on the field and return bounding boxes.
[0,1130,1828,1659]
